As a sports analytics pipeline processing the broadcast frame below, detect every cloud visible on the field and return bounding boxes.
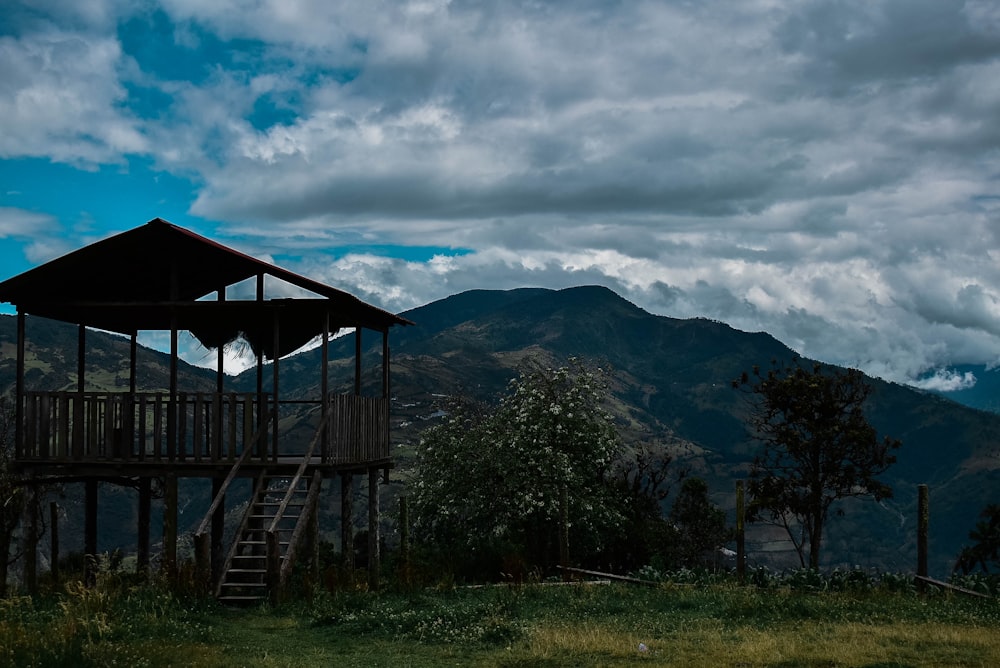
[4,0,1000,387]
[0,27,147,165]
[910,368,978,393]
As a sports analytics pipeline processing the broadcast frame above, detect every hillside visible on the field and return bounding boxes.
[2,286,998,576]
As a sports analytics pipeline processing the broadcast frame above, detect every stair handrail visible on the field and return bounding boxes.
[265,407,331,536]
[215,469,268,599]
[193,411,272,593]
[269,470,323,603]
[264,407,332,602]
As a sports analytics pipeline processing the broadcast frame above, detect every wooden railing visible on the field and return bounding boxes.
[325,394,389,464]
[18,391,389,466]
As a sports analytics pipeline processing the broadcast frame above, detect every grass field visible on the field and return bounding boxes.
[2,576,999,667]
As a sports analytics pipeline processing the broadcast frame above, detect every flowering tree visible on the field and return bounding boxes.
[411,360,623,576]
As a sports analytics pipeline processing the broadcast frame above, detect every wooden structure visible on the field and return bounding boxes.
[0,218,411,601]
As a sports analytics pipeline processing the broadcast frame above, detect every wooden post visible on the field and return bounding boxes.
[917,484,929,580]
[321,312,329,462]
[211,478,225,587]
[272,312,279,462]
[163,474,178,580]
[736,480,746,584]
[21,479,37,594]
[382,330,389,399]
[368,468,380,591]
[341,473,354,572]
[137,477,151,576]
[85,479,98,587]
[15,311,25,459]
[354,328,362,396]
[50,502,59,586]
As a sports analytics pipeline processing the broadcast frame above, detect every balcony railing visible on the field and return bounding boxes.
[18,391,389,466]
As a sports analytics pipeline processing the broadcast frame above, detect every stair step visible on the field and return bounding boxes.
[218,595,266,605]
[227,568,267,574]
[220,581,267,589]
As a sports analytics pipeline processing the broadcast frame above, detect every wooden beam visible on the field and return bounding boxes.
[914,575,990,599]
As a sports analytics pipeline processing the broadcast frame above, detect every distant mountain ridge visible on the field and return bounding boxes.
[2,286,998,576]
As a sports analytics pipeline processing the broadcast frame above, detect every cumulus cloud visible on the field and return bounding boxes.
[3,0,1000,385]
[911,368,978,393]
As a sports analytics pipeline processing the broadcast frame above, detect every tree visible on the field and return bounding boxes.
[669,477,729,569]
[954,504,1000,575]
[735,359,900,569]
[411,360,624,578]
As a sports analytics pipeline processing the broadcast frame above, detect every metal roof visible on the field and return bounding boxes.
[0,218,412,358]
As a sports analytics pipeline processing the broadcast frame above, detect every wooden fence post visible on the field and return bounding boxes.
[736,480,746,584]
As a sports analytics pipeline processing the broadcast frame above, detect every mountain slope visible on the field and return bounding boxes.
[2,287,997,576]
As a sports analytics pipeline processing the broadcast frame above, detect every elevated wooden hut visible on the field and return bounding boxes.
[0,218,412,601]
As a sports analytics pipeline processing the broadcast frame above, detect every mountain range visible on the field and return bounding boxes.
[2,285,998,577]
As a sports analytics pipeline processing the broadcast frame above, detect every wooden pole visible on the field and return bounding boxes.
[137,477,151,576]
[354,328,362,396]
[272,312,279,462]
[15,311,24,459]
[21,479,37,594]
[736,480,746,584]
[49,502,59,586]
[211,477,224,586]
[917,484,929,580]
[85,479,98,587]
[368,468,380,591]
[321,312,329,462]
[77,324,86,393]
[341,473,354,573]
[163,474,178,580]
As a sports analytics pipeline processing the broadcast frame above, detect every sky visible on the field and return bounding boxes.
[1,1,1000,388]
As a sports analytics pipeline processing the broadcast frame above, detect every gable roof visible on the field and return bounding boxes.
[0,218,412,357]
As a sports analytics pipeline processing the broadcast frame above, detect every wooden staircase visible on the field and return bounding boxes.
[215,473,317,605]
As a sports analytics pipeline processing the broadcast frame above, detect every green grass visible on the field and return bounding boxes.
[2,577,999,667]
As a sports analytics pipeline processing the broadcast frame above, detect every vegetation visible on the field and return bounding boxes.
[736,360,901,569]
[2,571,999,667]
[410,360,624,578]
[955,503,1000,577]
